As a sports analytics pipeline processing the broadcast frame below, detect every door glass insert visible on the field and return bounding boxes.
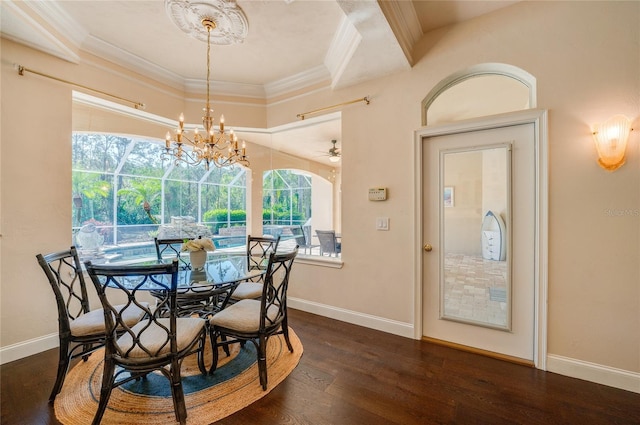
[440,144,511,330]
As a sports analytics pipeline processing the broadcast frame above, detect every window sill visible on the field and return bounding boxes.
[295,254,343,268]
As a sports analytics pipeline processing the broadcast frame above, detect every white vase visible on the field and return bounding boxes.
[189,250,207,270]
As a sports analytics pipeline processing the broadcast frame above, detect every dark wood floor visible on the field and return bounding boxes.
[2,308,640,424]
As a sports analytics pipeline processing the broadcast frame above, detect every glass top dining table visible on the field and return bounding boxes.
[104,252,265,317]
[185,253,263,286]
[102,252,265,290]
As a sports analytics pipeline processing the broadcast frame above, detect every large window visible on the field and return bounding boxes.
[72,132,333,261]
[262,169,338,257]
[72,133,247,260]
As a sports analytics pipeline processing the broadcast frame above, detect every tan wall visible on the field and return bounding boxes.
[1,1,639,375]
[1,40,74,348]
[268,1,640,372]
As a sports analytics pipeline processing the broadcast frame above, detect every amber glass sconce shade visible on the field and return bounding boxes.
[592,115,633,171]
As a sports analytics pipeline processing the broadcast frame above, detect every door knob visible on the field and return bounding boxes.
[423,243,433,252]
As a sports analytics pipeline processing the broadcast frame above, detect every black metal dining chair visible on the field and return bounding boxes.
[153,236,218,317]
[155,237,195,270]
[230,235,281,302]
[85,259,207,425]
[246,235,281,276]
[209,247,298,390]
[36,246,148,403]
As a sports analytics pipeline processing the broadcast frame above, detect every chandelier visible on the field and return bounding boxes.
[163,18,249,170]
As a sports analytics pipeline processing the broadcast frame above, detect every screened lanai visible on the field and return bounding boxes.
[71,133,315,261]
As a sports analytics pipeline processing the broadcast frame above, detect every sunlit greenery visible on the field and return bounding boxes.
[117,178,161,224]
[263,170,311,226]
[72,133,249,245]
[72,133,313,251]
[72,171,112,226]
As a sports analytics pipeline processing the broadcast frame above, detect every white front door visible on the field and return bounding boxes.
[418,111,546,363]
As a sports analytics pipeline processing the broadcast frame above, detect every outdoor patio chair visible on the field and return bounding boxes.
[315,230,341,257]
[292,225,315,254]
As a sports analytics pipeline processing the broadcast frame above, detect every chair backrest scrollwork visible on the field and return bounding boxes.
[260,248,298,331]
[36,246,90,334]
[85,260,180,360]
[155,237,199,270]
[246,235,281,273]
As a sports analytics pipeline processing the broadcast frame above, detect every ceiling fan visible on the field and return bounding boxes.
[327,139,341,163]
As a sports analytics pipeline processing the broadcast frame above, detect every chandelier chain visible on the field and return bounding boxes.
[206,24,211,112]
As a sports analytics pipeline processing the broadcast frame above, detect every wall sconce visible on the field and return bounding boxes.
[592,115,633,171]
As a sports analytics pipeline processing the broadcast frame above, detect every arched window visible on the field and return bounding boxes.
[262,168,336,256]
[263,169,312,228]
[422,63,536,126]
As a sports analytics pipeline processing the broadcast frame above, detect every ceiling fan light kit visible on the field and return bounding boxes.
[328,139,341,162]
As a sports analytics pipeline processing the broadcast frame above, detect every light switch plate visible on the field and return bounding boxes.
[376,217,389,231]
[369,187,387,201]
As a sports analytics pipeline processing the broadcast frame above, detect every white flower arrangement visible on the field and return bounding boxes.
[181,238,215,252]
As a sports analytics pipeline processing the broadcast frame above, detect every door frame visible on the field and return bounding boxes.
[413,109,548,369]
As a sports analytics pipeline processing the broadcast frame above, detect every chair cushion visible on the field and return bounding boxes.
[69,303,149,337]
[210,299,279,333]
[230,282,263,300]
[116,317,205,358]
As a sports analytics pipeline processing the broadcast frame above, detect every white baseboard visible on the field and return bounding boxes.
[0,333,59,365]
[547,354,640,394]
[289,298,640,394]
[288,297,415,338]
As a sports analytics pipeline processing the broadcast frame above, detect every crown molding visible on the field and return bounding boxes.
[57,21,330,101]
[324,15,362,89]
[83,34,186,91]
[83,33,266,99]
[264,65,331,100]
[184,77,265,99]
[27,0,88,47]
[377,0,422,66]
[0,0,82,63]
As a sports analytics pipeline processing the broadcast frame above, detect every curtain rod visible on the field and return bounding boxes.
[297,96,370,120]
[16,64,146,110]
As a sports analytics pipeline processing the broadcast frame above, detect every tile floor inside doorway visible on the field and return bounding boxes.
[443,253,508,327]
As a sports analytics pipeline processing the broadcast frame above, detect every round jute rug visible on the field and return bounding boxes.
[55,328,303,424]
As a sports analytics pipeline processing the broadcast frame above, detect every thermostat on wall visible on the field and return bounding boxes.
[368,187,387,201]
